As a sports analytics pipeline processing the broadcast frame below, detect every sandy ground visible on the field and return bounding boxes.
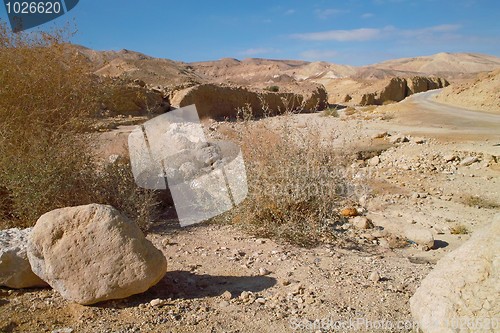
[1,93,499,332]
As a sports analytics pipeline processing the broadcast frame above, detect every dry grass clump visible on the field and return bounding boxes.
[221,112,360,247]
[0,22,157,230]
[320,107,339,117]
[450,224,469,235]
[461,195,499,209]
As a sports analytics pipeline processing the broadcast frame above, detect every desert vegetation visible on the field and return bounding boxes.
[0,23,157,230]
[217,106,360,247]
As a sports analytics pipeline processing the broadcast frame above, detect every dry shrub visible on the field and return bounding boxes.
[320,107,339,117]
[461,195,499,209]
[224,115,359,247]
[0,22,157,230]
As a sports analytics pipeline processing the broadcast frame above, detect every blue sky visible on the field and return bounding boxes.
[1,0,499,65]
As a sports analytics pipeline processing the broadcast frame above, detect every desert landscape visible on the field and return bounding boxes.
[1,14,500,333]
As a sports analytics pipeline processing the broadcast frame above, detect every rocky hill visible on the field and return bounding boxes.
[371,52,500,79]
[69,45,500,113]
[357,76,450,105]
[434,69,500,113]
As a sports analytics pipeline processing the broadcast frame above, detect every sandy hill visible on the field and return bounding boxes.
[68,45,500,107]
[372,52,500,79]
[435,69,500,113]
[69,45,203,86]
[190,58,309,85]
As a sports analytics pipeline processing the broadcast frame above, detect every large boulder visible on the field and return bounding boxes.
[0,228,48,289]
[171,83,328,119]
[27,204,167,305]
[410,215,500,333]
[358,76,449,105]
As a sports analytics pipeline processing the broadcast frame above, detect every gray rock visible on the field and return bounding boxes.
[27,204,167,305]
[410,215,500,333]
[0,228,48,289]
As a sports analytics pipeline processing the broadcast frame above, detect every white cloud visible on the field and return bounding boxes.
[291,24,462,42]
[315,8,348,19]
[284,9,296,15]
[361,13,374,19]
[292,28,382,42]
[238,48,278,56]
[399,24,461,37]
[300,50,339,60]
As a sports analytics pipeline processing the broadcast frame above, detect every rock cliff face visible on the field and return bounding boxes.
[171,83,328,119]
[358,76,449,105]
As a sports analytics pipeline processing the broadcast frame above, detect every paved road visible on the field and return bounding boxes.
[386,89,500,141]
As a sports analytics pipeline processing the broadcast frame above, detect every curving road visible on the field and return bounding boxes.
[384,89,500,141]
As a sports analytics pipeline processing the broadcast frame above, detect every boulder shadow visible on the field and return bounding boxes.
[97,271,276,308]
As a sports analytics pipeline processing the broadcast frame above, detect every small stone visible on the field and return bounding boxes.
[443,154,457,162]
[460,156,479,166]
[351,216,374,230]
[291,284,304,295]
[378,238,390,249]
[281,279,291,286]
[150,298,166,307]
[221,291,232,300]
[255,297,266,305]
[369,156,380,166]
[259,267,271,276]
[340,207,358,217]
[52,329,73,333]
[372,131,388,139]
[219,300,230,308]
[369,271,381,283]
[240,291,250,301]
[405,228,435,250]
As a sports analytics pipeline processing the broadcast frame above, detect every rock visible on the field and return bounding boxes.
[390,134,409,144]
[368,156,380,167]
[371,131,388,139]
[280,279,291,286]
[259,267,271,276]
[410,215,500,333]
[459,156,479,166]
[369,271,380,283]
[150,298,166,307]
[27,204,167,305]
[219,300,230,307]
[240,291,250,301]
[52,329,73,333]
[0,228,48,289]
[340,207,358,217]
[351,216,374,230]
[443,154,457,162]
[291,283,304,295]
[255,297,266,305]
[221,290,232,300]
[357,76,449,105]
[404,228,435,250]
[171,83,328,119]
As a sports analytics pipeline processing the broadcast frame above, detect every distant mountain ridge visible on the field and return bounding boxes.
[70,44,500,87]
